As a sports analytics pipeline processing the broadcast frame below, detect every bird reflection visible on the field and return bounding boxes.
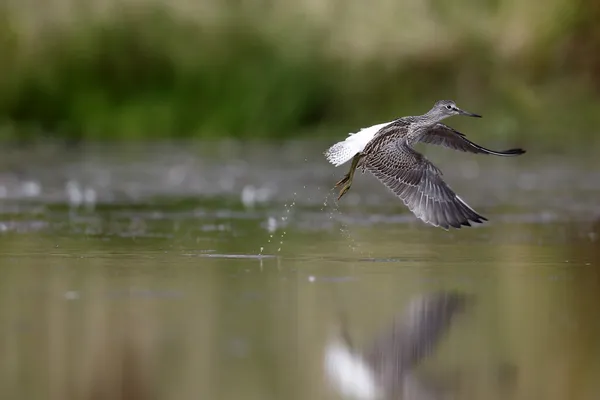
[324,291,473,400]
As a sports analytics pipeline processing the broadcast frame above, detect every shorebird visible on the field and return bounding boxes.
[324,100,526,229]
[324,291,473,400]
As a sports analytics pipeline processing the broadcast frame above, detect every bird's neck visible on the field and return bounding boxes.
[415,112,446,128]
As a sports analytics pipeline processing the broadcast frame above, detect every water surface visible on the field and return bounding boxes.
[0,141,599,399]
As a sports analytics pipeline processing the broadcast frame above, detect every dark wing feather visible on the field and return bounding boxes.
[364,292,473,397]
[363,132,487,229]
[420,123,526,156]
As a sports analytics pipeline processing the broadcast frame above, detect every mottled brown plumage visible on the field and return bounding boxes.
[330,100,526,229]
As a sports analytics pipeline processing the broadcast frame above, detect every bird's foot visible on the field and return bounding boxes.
[337,183,351,201]
[334,174,350,188]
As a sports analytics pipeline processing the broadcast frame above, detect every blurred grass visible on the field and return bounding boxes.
[0,0,599,144]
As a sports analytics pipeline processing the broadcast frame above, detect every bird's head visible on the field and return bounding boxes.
[429,100,482,120]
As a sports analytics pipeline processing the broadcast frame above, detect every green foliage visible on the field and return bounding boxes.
[0,0,599,145]
[0,7,336,139]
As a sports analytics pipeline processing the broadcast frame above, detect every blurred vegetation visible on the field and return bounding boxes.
[0,0,599,144]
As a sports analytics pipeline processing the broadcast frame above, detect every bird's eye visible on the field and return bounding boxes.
[445,105,453,110]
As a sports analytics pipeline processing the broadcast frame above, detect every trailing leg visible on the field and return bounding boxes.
[335,154,361,201]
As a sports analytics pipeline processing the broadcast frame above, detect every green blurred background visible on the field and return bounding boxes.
[0,0,598,146]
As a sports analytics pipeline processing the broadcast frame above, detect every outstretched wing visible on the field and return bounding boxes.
[363,133,487,229]
[420,123,525,156]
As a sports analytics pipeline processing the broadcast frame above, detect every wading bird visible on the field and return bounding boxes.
[324,100,525,229]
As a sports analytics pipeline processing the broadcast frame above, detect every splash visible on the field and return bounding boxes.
[322,185,372,258]
[258,191,299,256]
[277,193,297,253]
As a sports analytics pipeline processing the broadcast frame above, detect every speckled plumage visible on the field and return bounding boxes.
[325,100,526,229]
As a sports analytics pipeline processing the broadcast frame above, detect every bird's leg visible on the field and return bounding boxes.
[334,173,350,188]
[335,154,361,201]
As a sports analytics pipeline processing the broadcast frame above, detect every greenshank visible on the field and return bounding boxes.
[324,100,526,229]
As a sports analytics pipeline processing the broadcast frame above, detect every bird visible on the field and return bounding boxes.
[323,291,474,400]
[324,100,526,229]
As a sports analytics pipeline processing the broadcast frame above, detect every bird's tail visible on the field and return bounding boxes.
[324,140,357,167]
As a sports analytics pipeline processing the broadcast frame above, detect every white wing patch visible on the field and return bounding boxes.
[324,121,393,167]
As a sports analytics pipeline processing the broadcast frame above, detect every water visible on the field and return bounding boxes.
[0,141,599,399]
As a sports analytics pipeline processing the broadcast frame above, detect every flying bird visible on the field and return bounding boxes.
[324,100,526,229]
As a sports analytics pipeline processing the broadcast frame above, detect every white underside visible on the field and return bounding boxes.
[324,337,382,400]
[324,121,394,167]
